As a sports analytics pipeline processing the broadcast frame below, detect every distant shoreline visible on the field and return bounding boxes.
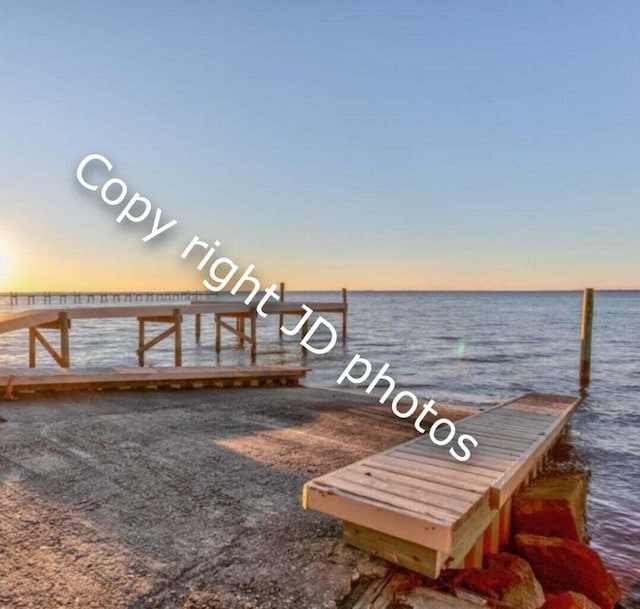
[2,289,639,296]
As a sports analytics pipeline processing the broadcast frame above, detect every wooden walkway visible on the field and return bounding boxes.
[0,295,347,368]
[302,393,581,578]
[0,365,308,395]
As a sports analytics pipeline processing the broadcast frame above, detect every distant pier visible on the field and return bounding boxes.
[2,291,210,306]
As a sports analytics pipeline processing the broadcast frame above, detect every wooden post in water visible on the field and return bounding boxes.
[173,309,182,367]
[301,314,309,356]
[239,315,246,347]
[28,327,36,367]
[138,319,146,366]
[195,313,201,343]
[215,315,221,354]
[278,282,285,339]
[59,312,70,368]
[579,288,594,390]
[250,310,257,362]
[342,288,348,343]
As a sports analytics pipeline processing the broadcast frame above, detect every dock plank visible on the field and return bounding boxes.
[0,365,308,394]
[329,468,475,515]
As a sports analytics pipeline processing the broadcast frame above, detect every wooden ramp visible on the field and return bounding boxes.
[302,393,581,578]
[0,365,308,395]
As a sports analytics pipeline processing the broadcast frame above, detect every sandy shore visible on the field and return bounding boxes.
[0,386,477,609]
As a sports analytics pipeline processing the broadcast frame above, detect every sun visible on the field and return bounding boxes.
[0,247,9,281]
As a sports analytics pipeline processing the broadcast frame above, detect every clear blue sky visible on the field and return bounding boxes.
[1,1,638,290]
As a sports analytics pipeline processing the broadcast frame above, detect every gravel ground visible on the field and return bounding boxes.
[0,386,476,609]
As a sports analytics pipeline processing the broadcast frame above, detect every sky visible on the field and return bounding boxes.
[0,1,638,291]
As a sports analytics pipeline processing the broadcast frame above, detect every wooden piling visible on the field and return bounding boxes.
[59,312,70,368]
[195,313,201,343]
[301,315,309,355]
[215,315,221,354]
[498,497,512,548]
[483,513,500,555]
[579,288,594,390]
[138,319,146,366]
[463,536,484,568]
[173,309,182,367]
[342,288,348,343]
[29,327,36,367]
[250,311,257,362]
[279,282,285,340]
[239,316,245,347]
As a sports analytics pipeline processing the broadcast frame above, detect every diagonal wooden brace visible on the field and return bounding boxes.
[215,312,257,362]
[137,308,182,367]
[28,312,70,368]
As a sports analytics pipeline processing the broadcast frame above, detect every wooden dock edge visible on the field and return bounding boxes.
[489,394,583,509]
[0,365,308,395]
[344,522,445,579]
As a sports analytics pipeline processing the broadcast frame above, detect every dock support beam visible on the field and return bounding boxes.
[579,288,594,391]
[215,311,257,362]
[250,310,257,362]
[174,309,182,367]
[28,312,70,368]
[138,319,146,366]
[195,313,202,344]
[137,309,183,367]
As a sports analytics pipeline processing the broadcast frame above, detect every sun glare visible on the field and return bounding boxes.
[0,247,9,282]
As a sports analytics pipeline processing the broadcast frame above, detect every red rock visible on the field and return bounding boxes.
[514,534,621,609]
[512,474,587,542]
[544,591,601,609]
[441,553,545,609]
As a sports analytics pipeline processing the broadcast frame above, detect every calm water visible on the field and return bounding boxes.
[1,291,639,604]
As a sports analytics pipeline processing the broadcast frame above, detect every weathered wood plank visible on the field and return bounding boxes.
[391,448,506,479]
[355,461,484,503]
[312,474,460,522]
[363,454,495,493]
[344,522,444,579]
[328,468,475,516]
[302,480,454,552]
[0,365,308,394]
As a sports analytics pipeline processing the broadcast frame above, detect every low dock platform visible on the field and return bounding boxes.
[0,365,308,395]
[302,392,582,578]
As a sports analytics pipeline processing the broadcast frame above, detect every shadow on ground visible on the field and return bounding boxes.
[0,387,475,609]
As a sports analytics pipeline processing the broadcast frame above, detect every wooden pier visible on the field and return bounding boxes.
[0,290,348,368]
[1,291,210,305]
[302,392,581,578]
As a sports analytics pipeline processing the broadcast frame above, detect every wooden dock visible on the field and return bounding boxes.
[0,289,347,368]
[302,393,581,578]
[0,365,308,395]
